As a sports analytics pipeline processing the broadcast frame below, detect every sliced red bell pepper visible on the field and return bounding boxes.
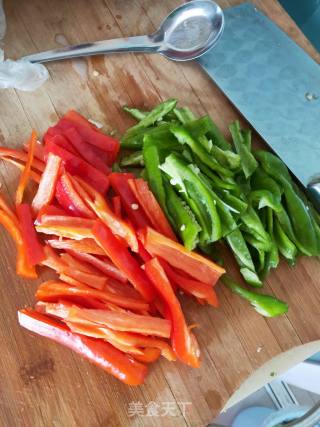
[133,348,161,363]
[32,153,62,213]
[66,307,171,338]
[129,178,177,240]
[112,196,122,218]
[58,116,119,164]
[16,204,45,266]
[109,173,150,229]
[140,227,225,286]
[47,237,105,256]
[18,309,148,385]
[92,221,156,302]
[145,258,200,367]
[44,131,78,155]
[0,147,45,172]
[161,261,219,308]
[23,139,45,162]
[64,110,99,130]
[38,215,95,228]
[69,176,138,252]
[36,280,149,312]
[36,224,94,240]
[55,174,96,219]
[36,205,68,223]
[61,126,110,175]
[66,249,127,283]
[0,208,37,278]
[15,130,37,205]
[45,140,109,194]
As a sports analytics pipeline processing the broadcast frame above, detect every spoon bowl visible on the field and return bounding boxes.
[157,0,224,61]
[22,1,224,64]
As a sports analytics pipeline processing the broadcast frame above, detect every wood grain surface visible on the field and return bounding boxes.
[0,1,319,426]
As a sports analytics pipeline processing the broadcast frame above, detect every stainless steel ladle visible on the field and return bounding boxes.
[22,1,224,63]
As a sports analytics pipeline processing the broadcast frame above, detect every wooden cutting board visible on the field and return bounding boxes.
[0,1,319,426]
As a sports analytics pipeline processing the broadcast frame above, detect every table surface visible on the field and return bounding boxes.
[0,1,319,426]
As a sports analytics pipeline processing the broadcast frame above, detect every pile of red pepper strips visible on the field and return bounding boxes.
[0,110,225,386]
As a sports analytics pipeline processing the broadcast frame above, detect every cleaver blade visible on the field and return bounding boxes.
[198,3,320,210]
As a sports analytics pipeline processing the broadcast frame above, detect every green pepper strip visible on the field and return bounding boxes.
[164,179,201,251]
[120,151,144,167]
[229,121,258,178]
[160,154,221,243]
[222,276,288,317]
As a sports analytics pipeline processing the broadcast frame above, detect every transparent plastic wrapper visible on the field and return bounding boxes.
[0,0,49,91]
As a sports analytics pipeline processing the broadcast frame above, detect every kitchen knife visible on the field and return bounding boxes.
[198,3,320,211]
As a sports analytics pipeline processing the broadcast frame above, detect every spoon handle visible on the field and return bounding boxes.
[21,35,160,63]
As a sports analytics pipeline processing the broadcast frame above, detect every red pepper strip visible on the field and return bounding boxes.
[39,301,175,360]
[109,173,150,229]
[70,176,138,252]
[133,348,161,363]
[0,209,37,278]
[129,178,177,241]
[23,139,45,161]
[32,153,62,213]
[59,273,88,288]
[18,309,148,386]
[67,307,171,338]
[38,215,95,228]
[36,205,68,223]
[44,131,78,155]
[15,130,37,205]
[36,280,149,312]
[145,258,200,368]
[47,237,105,255]
[16,204,45,266]
[36,224,94,240]
[2,157,42,183]
[161,261,219,308]
[45,139,109,193]
[93,221,156,303]
[64,110,99,130]
[66,249,127,283]
[0,147,45,172]
[55,174,96,219]
[58,116,120,164]
[112,196,122,218]
[140,227,225,286]
[65,321,145,356]
[137,239,152,263]
[61,127,110,175]
[60,252,101,275]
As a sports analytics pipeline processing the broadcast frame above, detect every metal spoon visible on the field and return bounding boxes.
[22,1,224,63]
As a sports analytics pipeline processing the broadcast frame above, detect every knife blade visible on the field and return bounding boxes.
[198,3,320,210]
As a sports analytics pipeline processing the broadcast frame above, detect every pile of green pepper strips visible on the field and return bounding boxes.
[116,99,320,317]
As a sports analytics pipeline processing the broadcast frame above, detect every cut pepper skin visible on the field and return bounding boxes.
[140,227,225,286]
[144,258,200,368]
[55,174,96,219]
[112,196,122,218]
[61,126,110,175]
[70,176,138,252]
[66,249,127,283]
[44,132,78,155]
[66,307,171,338]
[0,147,45,172]
[92,221,156,302]
[45,139,109,193]
[162,261,219,308]
[47,238,105,256]
[128,178,177,241]
[109,173,150,230]
[16,204,45,266]
[36,280,149,312]
[32,153,62,213]
[18,309,147,386]
[0,208,37,278]
[15,131,37,205]
[58,116,119,164]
